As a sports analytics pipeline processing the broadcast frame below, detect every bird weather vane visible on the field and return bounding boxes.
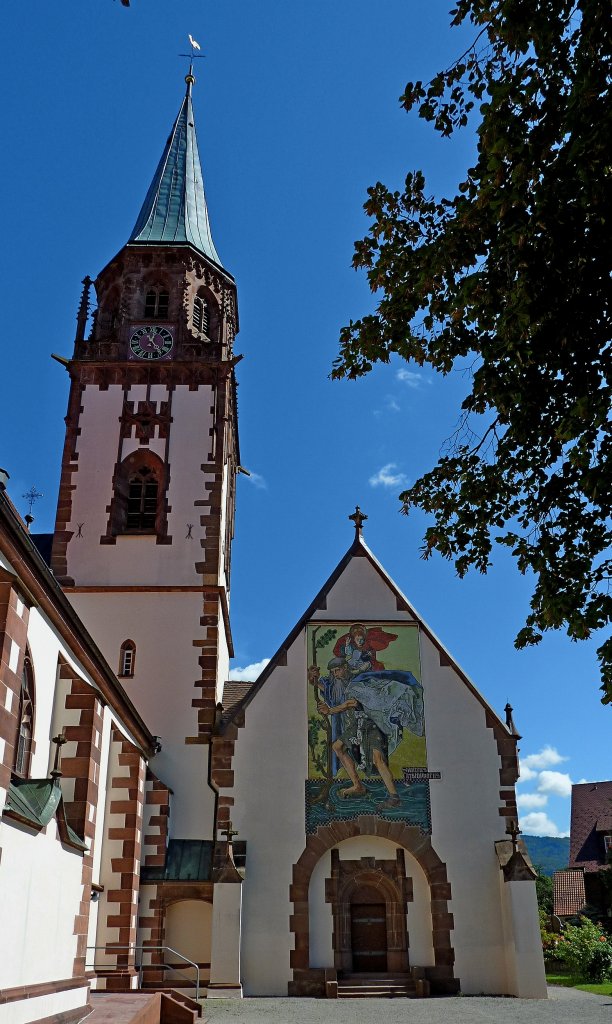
[180,34,206,70]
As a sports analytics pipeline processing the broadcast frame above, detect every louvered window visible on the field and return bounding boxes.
[193,297,209,335]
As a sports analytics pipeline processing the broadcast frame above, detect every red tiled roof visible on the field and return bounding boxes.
[553,868,586,917]
[569,781,612,872]
[221,680,255,721]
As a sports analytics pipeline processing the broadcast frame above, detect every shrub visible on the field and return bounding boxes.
[556,917,612,981]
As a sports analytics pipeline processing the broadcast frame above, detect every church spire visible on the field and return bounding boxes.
[128,72,222,267]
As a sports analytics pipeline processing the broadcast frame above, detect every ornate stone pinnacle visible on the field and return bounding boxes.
[51,730,68,779]
[349,505,368,535]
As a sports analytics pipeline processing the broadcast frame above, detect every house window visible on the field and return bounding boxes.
[605,835,612,855]
[14,654,35,777]
[126,466,159,531]
[144,289,169,319]
[119,640,136,678]
[193,297,209,335]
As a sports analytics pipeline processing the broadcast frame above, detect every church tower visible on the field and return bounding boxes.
[51,70,239,838]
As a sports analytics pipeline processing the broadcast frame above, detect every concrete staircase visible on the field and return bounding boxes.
[336,971,430,998]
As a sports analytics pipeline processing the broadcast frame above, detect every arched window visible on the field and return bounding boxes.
[119,640,136,678]
[144,289,169,319]
[127,464,159,531]
[104,450,168,542]
[14,653,35,777]
[192,297,209,335]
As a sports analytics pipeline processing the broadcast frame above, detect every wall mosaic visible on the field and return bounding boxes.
[306,622,430,833]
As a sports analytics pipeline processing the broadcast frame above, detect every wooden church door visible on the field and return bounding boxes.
[350,899,388,972]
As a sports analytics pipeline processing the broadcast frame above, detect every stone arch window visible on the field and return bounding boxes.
[97,284,121,336]
[13,651,35,778]
[192,296,209,335]
[106,449,168,539]
[119,639,136,678]
[144,288,169,319]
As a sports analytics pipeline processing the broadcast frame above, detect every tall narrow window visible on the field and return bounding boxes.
[126,466,159,531]
[119,640,136,678]
[193,297,209,335]
[144,289,169,319]
[14,655,35,778]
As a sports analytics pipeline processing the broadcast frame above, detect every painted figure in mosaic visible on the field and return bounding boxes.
[333,623,398,674]
[313,656,424,810]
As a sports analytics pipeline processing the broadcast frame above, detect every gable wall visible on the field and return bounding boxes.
[225,552,516,995]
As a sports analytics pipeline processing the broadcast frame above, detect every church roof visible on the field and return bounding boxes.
[128,77,222,267]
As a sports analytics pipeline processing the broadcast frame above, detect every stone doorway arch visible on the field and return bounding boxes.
[288,815,458,996]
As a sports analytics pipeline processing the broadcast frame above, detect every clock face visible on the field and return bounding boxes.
[129,326,174,360]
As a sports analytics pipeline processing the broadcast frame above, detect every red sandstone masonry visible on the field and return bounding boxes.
[100,728,146,989]
[58,666,104,978]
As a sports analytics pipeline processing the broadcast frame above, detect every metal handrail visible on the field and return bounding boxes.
[86,943,201,1003]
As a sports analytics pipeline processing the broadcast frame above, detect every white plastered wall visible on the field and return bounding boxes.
[67,383,216,587]
[71,591,216,838]
[227,550,538,996]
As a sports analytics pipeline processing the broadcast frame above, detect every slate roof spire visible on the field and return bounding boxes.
[128,69,222,267]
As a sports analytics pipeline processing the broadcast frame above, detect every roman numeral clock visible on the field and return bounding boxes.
[129,325,174,360]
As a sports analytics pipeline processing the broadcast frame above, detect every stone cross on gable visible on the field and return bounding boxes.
[349,505,368,535]
[506,818,521,853]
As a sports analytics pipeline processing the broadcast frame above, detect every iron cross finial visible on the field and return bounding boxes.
[23,486,43,517]
[349,505,368,535]
[506,818,521,853]
[221,821,239,844]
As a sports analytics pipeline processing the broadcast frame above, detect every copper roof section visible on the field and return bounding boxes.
[129,76,222,268]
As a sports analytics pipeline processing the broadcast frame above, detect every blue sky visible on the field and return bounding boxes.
[2,1,608,837]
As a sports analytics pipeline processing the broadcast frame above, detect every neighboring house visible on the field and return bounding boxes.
[553,781,612,922]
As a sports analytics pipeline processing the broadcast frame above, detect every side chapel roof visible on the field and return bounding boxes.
[128,74,223,268]
[220,529,515,740]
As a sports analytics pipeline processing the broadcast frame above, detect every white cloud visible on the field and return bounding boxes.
[385,396,400,412]
[537,770,573,798]
[245,471,267,490]
[396,368,423,389]
[520,811,569,838]
[517,764,538,784]
[517,792,548,809]
[521,746,568,771]
[369,463,409,489]
[229,658,270,682]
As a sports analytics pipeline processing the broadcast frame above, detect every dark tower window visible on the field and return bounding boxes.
[144,289,169,319]
[14,655,35,778]
[126,466,159,531]
[193,297,209,335]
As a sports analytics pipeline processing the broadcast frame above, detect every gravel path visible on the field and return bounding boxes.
[203,986,612,1024]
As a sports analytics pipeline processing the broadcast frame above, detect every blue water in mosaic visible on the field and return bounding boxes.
[305,778,431,834]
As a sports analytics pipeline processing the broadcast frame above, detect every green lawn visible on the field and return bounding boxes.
[547,972,612,996]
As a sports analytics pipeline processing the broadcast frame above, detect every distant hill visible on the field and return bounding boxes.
[523,835,570,876]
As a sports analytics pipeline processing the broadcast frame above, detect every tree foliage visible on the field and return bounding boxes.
[334,0,612,699]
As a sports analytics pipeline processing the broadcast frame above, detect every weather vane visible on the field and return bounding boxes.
[179,34,206,78]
